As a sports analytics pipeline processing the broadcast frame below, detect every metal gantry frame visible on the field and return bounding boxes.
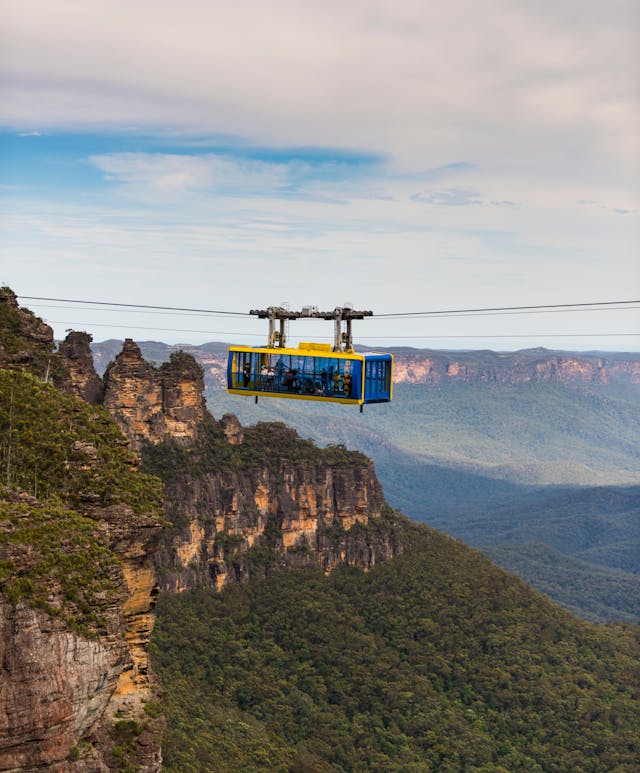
[249,306,373,352]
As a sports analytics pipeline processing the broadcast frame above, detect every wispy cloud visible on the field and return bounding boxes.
[579,200,638,216]
[411,189,485,207]
[88,147,386,201]
[410,189,520,208]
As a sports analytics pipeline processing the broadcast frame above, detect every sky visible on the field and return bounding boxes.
[0,0,639,350]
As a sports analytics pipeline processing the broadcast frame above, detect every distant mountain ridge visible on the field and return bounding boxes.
[91,339,640,387]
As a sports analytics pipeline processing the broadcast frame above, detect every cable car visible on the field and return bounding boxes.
[227,342,393,407]
[226,306,393,409]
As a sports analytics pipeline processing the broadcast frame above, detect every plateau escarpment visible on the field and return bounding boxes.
[143,422,403,594]
[91,338,640,388]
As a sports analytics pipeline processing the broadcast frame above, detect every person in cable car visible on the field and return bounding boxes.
[343,372,352,398]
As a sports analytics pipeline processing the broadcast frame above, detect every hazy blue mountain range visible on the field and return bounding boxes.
[92,340,640,621]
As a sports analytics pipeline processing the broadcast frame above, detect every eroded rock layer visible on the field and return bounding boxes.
[0,600,124,771]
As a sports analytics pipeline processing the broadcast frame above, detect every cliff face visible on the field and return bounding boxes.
[0,295,167,772]
[0,492,163,773]
[103,340,206,451]
[391,350,621,386]
[150,440,398,594]
[0,599,125,771]
[97,341,402,593]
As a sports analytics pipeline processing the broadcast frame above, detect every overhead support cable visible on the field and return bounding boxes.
[18,295,640,320]
[372,300,640,318]
[19,295,251,316]
[45,320,265,336]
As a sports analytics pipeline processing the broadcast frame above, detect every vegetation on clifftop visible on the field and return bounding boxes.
[0,495,121,634]
[0,367,163,629]
[0,369,163,515]
[0,285,65,381]
[153,520,640,772]
[142,419,370,482]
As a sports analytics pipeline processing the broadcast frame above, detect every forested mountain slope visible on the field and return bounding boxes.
[204,381,640,622]
[153,518,640,772]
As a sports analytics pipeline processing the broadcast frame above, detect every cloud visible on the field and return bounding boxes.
[410,189,520,208]
[411,189,485,207]
[1,0,638,348]
[87,148,385,201]
[579,199,638,216]
[1,1,638,174]
[89,152,284,194]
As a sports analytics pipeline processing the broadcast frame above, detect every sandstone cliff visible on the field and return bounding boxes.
[144,423,402,594]
[389,348,627,386]
[0,493,163,772]
[98,339,404,593]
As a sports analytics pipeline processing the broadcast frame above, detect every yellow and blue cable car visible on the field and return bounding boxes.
[227,305,393,409]
[226,342,393,407]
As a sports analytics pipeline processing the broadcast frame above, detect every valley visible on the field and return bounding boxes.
[92,340,640,623]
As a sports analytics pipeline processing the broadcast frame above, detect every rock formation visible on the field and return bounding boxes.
[58,331,104,404]
[0,599,126,771]
[97,340,402,594]
[103,340,207,451]
[220,412,245,445]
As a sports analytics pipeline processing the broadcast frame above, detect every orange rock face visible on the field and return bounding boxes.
[0,498,163,772]
[155,444,394,594]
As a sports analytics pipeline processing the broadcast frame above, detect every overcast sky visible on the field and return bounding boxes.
[1,0,638,349]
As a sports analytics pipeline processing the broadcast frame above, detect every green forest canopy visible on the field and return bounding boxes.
[153,520,640,772]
